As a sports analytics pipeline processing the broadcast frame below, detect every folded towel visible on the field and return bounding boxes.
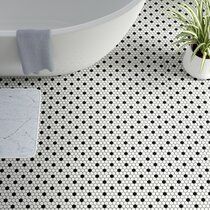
[16,29,54,75]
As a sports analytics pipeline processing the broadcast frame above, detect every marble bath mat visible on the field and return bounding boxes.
[0,89,41,158]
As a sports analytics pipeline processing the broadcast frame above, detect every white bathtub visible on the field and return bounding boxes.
[0,0,146,76]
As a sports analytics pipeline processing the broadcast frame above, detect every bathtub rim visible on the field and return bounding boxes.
[0,0,144,37]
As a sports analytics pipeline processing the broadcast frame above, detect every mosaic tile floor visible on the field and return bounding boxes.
[0,0,210,209]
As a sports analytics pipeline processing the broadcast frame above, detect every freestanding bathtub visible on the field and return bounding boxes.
[0,0,146,76]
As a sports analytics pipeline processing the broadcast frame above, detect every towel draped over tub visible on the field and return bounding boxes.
[16,29,54,75]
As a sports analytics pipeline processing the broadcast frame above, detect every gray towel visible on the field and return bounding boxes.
[16,30,54,75]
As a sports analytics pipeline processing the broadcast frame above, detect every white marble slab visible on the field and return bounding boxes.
[0,89,41,158]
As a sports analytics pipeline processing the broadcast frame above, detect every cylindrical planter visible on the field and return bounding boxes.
[183,46,210,79]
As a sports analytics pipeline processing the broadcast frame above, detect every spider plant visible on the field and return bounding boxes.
[170,0,210,70]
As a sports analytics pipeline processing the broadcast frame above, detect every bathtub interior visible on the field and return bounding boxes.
[0,0,135,30]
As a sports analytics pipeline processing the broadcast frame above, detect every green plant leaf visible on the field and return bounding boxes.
[198,0,204,23]
[181,30,198,38]
[176,40,197,49]
[175,32,189,40]
[173,37,195,46]
[193,0,199,7]
[201,52,207,70]
[207,48,210,57]
[181,23,199,30]
[175,31,198,42]
[180,3,202,29]
[191,43,205,59]
[206,0,210,16]
[170,9,190,23]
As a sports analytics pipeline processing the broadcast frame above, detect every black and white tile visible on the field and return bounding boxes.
[0,0,210,209]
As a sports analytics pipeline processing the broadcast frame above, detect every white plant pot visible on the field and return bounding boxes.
[183,46,210,80]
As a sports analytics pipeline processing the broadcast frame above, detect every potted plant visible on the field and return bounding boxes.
[170,0,210,79]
